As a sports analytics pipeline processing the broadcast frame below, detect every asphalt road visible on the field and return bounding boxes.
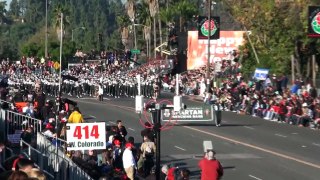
[67,94,320,180]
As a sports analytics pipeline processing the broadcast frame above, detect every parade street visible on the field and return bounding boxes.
[69,93,320,180]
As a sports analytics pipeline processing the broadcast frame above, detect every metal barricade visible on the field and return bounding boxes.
[36,133,94,180]
[20,139,55,180]
[6,110,42,135]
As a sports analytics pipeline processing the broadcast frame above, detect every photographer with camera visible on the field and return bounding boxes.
[198,150,223,180]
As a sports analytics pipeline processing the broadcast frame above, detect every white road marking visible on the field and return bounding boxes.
[312,143,320,147]
[275,133,287,138]
[184,126,320,169]
[302,145,307,148]
[128,128,135,131]
[174,146,186,151]
[291,132,298,135]
[244,126,255,130]
[109,121,116,124]
[89,115,96,119]
[249,175,263,180]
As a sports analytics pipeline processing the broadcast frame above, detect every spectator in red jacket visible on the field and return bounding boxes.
[198,150,223,180]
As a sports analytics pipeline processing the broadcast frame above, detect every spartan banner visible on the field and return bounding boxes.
[162,105,213,122]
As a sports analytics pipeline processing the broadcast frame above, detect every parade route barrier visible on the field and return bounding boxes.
[20,139,55,180]
[0,101,93,180]
[37,133,94,180]
[6,110,42,146]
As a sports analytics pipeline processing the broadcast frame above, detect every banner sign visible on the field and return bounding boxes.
[253,68,269,80]
[198,16,220,40]
[66,122,106,150]
[308,6,320,38]
[162,105,213,122]
[187,31,245,70]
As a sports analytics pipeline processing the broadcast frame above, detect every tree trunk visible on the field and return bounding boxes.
[158,14,163,57]
[307,57,311,78]
[294,40,302,77]
[179,16,182,32]
[153,16,157,58]
[149,38,151,59]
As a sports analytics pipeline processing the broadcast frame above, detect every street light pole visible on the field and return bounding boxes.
[206,0,212,93]
[45,0,48,58]
[132,19,137,50]
[55,12,63,174]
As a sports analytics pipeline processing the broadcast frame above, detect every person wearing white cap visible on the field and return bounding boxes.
[198,150,223,180]
[298,102,312,127]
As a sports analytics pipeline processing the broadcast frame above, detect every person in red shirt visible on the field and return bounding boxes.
[198,150,223,180]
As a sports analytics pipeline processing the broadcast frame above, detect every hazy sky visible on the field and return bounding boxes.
[5,0,11,10]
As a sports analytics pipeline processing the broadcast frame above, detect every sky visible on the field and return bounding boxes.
[5,0,11,10]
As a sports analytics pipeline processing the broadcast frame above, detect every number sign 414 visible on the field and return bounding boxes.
[66,122,106,151]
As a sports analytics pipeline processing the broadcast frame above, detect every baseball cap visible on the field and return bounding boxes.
[113,139,121,146]
[125,142,134,148]
[46,123,54,129]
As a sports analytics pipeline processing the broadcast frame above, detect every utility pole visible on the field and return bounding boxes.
[55,12,63,174]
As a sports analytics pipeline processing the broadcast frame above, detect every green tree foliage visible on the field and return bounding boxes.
[0,0,126,63]
[224,0,320,78]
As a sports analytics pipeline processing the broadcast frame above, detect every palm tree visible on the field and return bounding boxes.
[126,0,136,49]
[53,3,70,40]
[159,3,175,52]
[136,1,152,57]
[116,14,131,49]
[157,0,163,57]
[174,0,198,32]
[147,0,159,58]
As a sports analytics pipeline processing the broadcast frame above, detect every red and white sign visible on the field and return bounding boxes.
[66,122,106,150]
[187,31,245,70]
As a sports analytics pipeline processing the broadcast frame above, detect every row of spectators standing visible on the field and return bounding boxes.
[197,70,320,129]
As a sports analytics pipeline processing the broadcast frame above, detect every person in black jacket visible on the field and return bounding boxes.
[116,120,127,145]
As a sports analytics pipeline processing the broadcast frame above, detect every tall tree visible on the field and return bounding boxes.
[173,0,198,32]
[223,0,320,78]
[148,0,159,58]
[8,0,21,20]
[0,1,7,24]
[53,3,70,40]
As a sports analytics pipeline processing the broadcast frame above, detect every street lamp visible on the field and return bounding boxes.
[71,26,86,41]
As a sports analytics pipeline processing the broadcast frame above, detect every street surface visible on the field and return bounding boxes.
[68,93,320,180]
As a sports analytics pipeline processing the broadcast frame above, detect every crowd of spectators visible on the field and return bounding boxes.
[170,60,320,129]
